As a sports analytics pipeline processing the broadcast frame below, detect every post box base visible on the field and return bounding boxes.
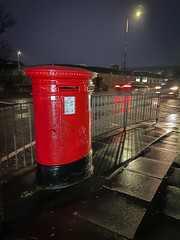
[36,151,93,189]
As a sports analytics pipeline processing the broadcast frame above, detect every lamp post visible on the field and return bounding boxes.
[121,16,129,71]
[17,51,21,71]
[121,8,143,71]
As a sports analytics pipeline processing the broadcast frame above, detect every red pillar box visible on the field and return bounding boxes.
[25,66,97,189]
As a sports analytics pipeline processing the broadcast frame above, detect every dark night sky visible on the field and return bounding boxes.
[1,0,180,68]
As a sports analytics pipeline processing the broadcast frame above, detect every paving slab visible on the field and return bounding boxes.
[152,142,179,152]
[173,153,180,167]
[18,208,127,240]
[104,169,161,202]
[142,128,164,138]
[92,125,170,175]
[92,136,121,174]
[126,157,171,179]
[164,185,180,220]
[161,134,180,144]
[158,138,180,147]
[70,217,127,240]
[144,146,177,163]
[92,140,106,153]
[167,133,180,140]
[167,167,180,187]
[161,137,180,146]
[151,126,169,135]
[77,188,147,239]
[132,133,157,145]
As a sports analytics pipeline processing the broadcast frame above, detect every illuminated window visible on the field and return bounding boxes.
[142,77,148,83]
[136,77,141,82]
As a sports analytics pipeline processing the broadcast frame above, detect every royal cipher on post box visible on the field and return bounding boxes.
[25,65,97,189]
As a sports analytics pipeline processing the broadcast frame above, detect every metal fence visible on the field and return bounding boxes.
[0,103,35,176]
[92,93,160,137]
[0,93,160,176]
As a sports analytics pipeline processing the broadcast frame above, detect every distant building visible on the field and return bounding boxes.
[0,61,178,92]
[109,64,120,70]
[126,66,180,79]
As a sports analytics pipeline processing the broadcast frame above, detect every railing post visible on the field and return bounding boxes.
[28,104,34,164]
[2,107,9,168]
[123,95,128,131]
[11,105,18,168]
[20,104,26,167]
[156,94,161,123]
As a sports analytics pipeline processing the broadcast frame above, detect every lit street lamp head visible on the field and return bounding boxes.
[135,4,144,18]
[17,51,22,71]
[17,51,21,56]
[136,11,142,17]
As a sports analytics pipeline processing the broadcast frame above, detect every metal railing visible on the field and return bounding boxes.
[92,93,160,137]
[0,93,160,176]
[0,102,35,176]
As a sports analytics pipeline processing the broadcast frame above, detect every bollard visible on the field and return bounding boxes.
[25,65,97,189]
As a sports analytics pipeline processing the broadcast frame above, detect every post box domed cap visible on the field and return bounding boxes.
[24,65,97,79]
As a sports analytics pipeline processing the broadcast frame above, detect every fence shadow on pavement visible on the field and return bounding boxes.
[92,124,164,176]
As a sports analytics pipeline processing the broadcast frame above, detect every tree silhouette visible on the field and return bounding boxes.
[0,5,16,60]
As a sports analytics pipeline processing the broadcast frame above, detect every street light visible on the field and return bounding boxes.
[136,11,142,18]
[17,51,22,71]
[121,7,143,71]
[121,16,129,71]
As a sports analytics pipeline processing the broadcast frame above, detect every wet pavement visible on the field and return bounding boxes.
[0,95,180,239]
[0,124,180,239]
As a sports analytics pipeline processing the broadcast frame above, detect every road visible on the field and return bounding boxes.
[159,97,180,119]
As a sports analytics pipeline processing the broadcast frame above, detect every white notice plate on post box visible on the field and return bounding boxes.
[64,97,75,115]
